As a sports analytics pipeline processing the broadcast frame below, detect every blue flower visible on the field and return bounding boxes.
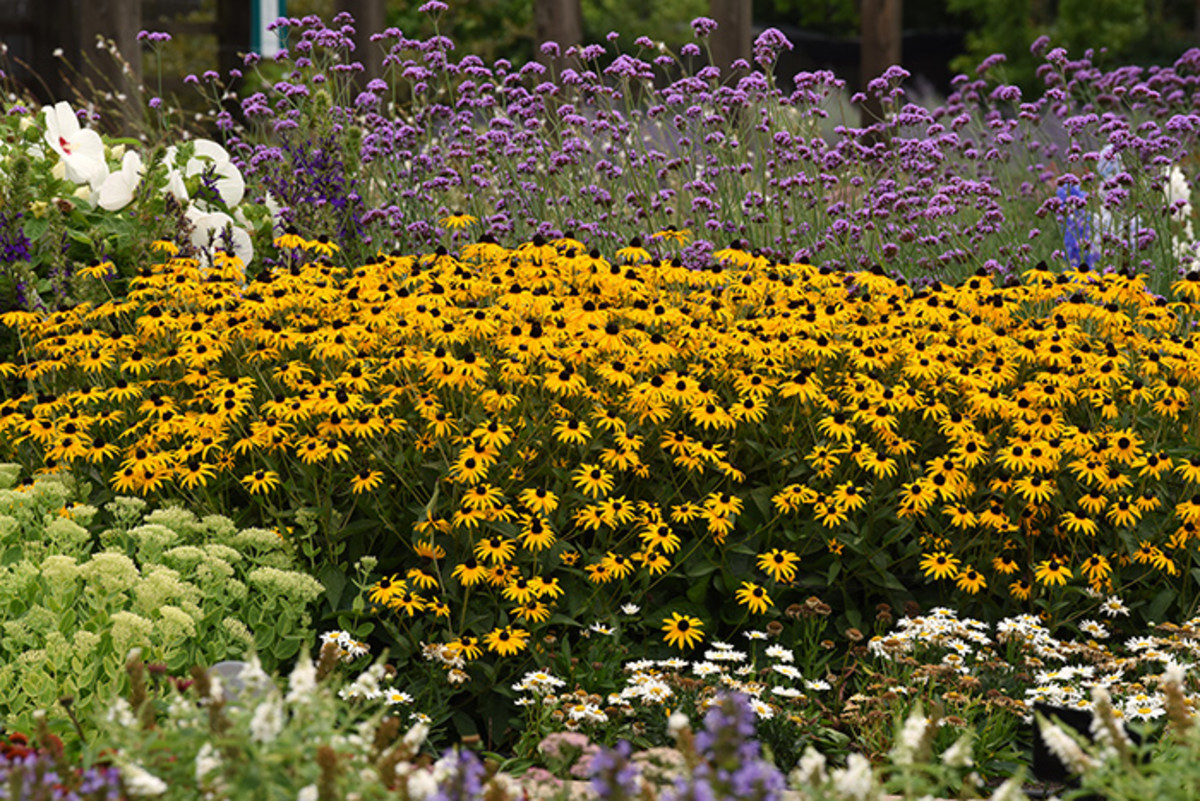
[1056,185,1096,267]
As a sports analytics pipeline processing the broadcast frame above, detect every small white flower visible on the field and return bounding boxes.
[194,742,222,783]
[297,785,319,801]
[1039,720,1096,772]
[407,770,439,801]
[567,702,608,723]
[941,735,973,768]
[772,664,801,679]
[249,696,285,744]
[1100,596,1129,617]
[988,775,1025,801]
[286,651,318,704]
[892,710,929,766]
[765,644,794,662]
[667,711,690,738]
[791,746,826,786]
[621,603,640,615]
[749,698,774,719]
[403,720,430,750]
[121,763,169,796]
[831,753,876,801]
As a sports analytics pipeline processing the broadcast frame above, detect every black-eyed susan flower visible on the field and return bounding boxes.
[177,458,216,490]
[474,535,516,564]
[992,554,1019,575]
[274,226,306,249]
[461,483,504,511]
[388,590,426,616]
[704,492,743,517]
[955,566,986,595]
[470,419,514,449]
[501,575,537,603]
[602,552,636,580]
[650,226,691,244]
[1060,511,1099,537]
[453,636,483,661]
[1009,579,1032,600]
[641,551,671,575]
[1080,553,1111,583]
[553,418,591,445]
[77,259,116,280]
[1176,456,1200,484]
[639,523,681,554]
[413,540,447,560]
[368,575,405,605]
[512,599,551,623]
[661,612,704,650]
[483,626,529,656]
[1105,497,1141,528]
[919,551,960,581]
[517,487,559,515]
[518,515,556,551]
[757,548,800,583]
[240,469,280,495]
[615,237,651,263]
[350,468,384,494]
[1034,558,1072,587]
[439,211,478,230]
[450,557,487,587]
[572,463,614,498]
[304,235,340,256]
[735,581,774,614]
[406,568,439,590]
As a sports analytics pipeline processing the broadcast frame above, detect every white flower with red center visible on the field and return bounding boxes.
[42,101,109,190]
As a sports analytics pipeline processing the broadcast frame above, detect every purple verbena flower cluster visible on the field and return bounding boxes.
[214,14,1200,293]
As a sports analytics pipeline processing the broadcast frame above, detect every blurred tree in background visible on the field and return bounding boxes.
[946,0,1196,93]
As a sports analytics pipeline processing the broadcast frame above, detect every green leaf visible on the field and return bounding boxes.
[318,564,347,609]
[1147,587,1177,623]
[272,637,300,661]
[22,217,49,242]
[253,623,275,653]
[66,228,93,247]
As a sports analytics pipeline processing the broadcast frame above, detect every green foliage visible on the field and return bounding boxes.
[755,0,858,37]
[948,0,1157,92]
[582,0,707,46]
[0,468,324,735]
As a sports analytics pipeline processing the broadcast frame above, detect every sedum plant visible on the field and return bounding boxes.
[0,466,326,736]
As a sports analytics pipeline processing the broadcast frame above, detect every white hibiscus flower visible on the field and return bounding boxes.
[42,101,108,190]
